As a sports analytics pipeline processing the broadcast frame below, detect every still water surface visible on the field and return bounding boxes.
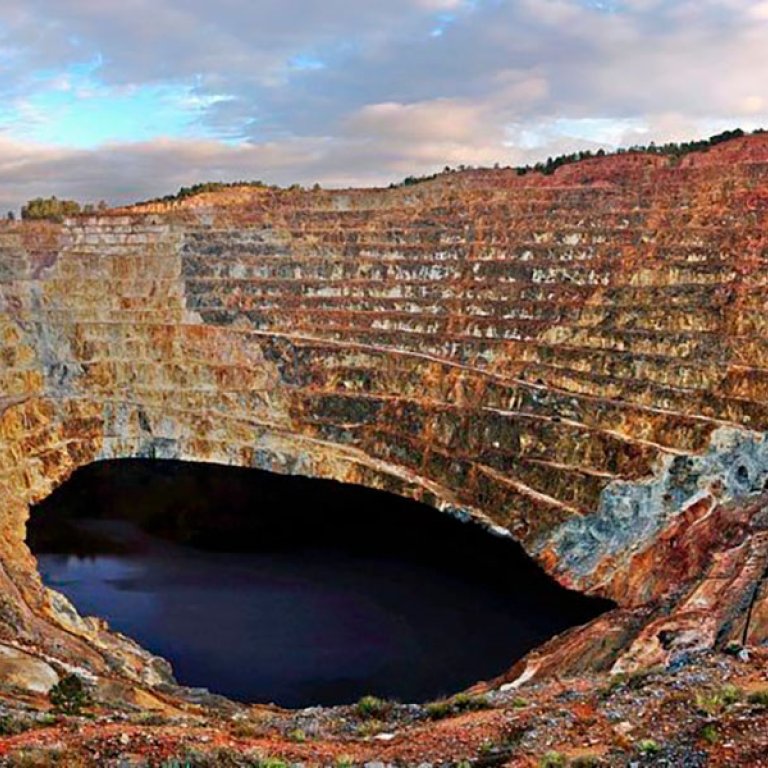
[32,460,611,707]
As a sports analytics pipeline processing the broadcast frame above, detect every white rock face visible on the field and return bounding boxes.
[0,644,59,694]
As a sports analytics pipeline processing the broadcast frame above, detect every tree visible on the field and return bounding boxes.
[512,126,760,178]
[49,674,91,714]
[21,196,81,222]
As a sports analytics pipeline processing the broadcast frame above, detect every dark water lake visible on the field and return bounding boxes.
[30,460,611,708]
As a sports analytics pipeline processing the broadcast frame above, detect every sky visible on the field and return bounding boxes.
[1,0,767,210]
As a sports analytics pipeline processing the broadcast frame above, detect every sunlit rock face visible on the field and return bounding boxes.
[1,135,768,701]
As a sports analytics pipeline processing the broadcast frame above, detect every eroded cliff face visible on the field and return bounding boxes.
[2,135,768,704]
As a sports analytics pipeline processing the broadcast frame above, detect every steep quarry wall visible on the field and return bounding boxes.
[2,136,768,702]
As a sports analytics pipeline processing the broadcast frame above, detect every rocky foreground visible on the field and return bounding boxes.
[0,649,767,767]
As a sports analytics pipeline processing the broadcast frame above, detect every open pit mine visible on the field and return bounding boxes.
[1,134,768,766]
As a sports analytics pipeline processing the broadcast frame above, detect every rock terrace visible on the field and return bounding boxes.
[1,135,768,730]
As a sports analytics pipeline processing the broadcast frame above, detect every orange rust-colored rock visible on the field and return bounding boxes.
[1,135,768,730]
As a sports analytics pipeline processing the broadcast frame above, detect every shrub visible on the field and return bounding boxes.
[128,711,168,726]
[21,197,82,222]
[0,715,20,735]
[637,739,661,755]
[424,698,453,719]
[258,759,289,768]
[425,692,491,720]
[747,688,768,707]
[230,719,269,739]
[453,692,491,712]
[355,718,386,737]
[0,713,48,736]
[478,739,495,755]
[37,713,58,727]
[539,752,566,768]
[694,684,742,714]
[49,675,91,715]
[355,695,393,719]
[700,724,720,745]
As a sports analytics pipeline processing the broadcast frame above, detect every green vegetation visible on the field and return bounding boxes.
[0,714,30,735]
[391,127,764,188]
[694,684,743,715]
[229,718,268,739]
[0,713,57,737]
[153,180,269,204]
[21,197,82,222]
[700,723,720,745]
[258,759,290,768]
[637,738,661,756]
[468,725,528,764]
[518,128,755,177]
[424,697,455,719]
[48,674,91,715]
[747,688,768,707]
[397,171,443,187]
[720,684,743,705]
[425,691,492,720]
[538,751,567,768]
[354,694,394,719]
[390,164,468,188]
[570,755,604,768]
[20,197,108,221]
[478,739,495,755]
[127,711,169,726]
[355,718,387,737]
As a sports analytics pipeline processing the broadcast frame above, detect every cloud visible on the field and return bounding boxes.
[347,100,487,143]
[0,0,766,209]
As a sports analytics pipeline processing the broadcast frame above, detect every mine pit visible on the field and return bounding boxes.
[27,459,612,708]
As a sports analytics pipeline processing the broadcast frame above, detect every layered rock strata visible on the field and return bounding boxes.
[2,135,768,702]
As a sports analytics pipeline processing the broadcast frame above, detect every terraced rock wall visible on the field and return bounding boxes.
[2,136,768,700]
